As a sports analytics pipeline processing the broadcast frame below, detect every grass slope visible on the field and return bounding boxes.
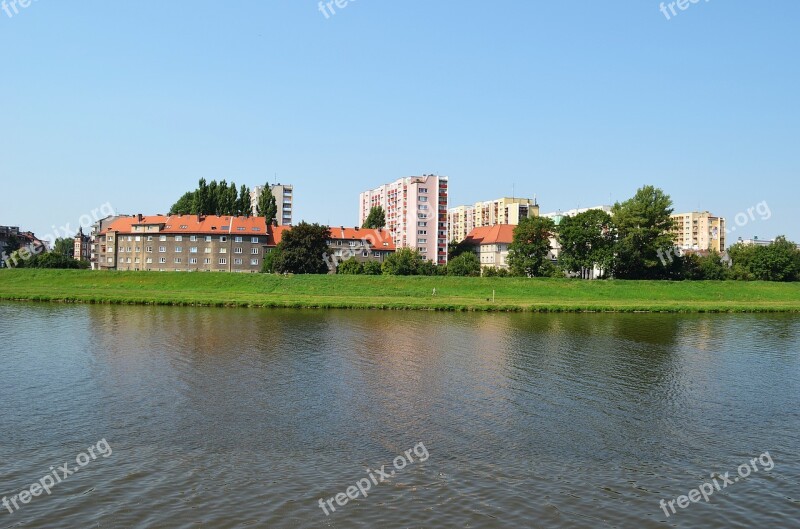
[1,269,799,312]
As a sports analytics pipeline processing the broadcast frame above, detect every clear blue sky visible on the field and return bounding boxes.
[1,0,798,243]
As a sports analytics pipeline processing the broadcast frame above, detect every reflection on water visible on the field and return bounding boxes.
[0,304,798,528]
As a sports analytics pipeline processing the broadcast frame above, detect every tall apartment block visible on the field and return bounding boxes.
[671,211,726,252]
[359,174,448,265]
[250,183,293,225]
[447,197,539,243]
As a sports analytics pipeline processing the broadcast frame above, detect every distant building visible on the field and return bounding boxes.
[734,237,800,250]
[448,197,538,243]
[541,205,613,226]
[251,184,293,225]
[671,211,726,252]
[96,214,276,272]
[462,225,516,270]
[359,175,448,265]
[1,226,47,268]
[73,228,91,262]
[324,226,396,272]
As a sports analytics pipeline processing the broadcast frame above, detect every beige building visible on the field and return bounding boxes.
[462,225,516,269]
[250,183,294,226]
[97,215,275,272]
[448,197,538,243]
[671,212,726,252]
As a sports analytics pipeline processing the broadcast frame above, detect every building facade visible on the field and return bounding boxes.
[251,183,293,226]
[97,215,273,272]
[324,227,396,272]
[359,175,448,265]
[73,228,91,262]
[671,211,726,252]
[448,197,539,243]
[462,225,516,269]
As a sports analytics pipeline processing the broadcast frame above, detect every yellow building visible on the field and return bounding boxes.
[448,197,538,243]
[671,212,726,252]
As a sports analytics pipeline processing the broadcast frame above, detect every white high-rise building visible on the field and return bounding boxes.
[251,184,293,225]
[359,175,449,265]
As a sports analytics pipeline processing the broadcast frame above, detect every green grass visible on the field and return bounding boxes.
[1,269,800,312]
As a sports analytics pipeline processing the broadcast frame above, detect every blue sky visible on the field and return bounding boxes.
[1,0,798,243]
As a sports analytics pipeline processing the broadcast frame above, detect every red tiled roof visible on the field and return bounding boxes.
[328,227,396,250]
[463,225,516,246]
[102,215,269,236]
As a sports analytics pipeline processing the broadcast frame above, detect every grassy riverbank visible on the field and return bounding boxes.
[1,269,799,312]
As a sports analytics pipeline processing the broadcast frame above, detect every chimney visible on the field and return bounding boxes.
[137,214,143,222]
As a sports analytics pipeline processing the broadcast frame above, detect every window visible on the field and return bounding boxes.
[175,247,182,253]
[127,236,133,242]
[134,236,141,242]
[419,187,428,193]
[159,257,167,264]
[146,236,153,242]
[220,236,227,242]
[146,258,153,264]
[189,258,198,264]
[190,235,197,242]
[118,246,124,252]
[234,247,243,254]
[174,258,182,264]
[127,247,132,252]
[160,235,167,241]
[251,237,259,243]
[349,241,356,247]
[135,247,141,253]
[159,246,166,253]
[418,230,427,235]
[190,247,198,253]
[235,236,243,243]
[205,236,212,242]
[234,258,243,265]
[250,258,259,266]
[252,227,260,232]
[219,248,227,254]
[418,239,427,243]
[126,258,131,263]
[175,236,183,242]
[251,248,259,255]
[204,258,211,264]
[179,225,188,230]
[204,248,211,253]
[419,196,428,202]
[218,258,227,265]
[237,227,246,231]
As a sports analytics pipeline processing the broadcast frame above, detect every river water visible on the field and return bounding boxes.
[0,303,798,528]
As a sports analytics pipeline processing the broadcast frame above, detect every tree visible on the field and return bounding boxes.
[507,216,557,277]
[239,185,251,217]
[448,239,471,261]
[363,261,383,275]
[272,222,331,274]
[362,206,386,229]
[53,238,74,257]
[611,185,676,280]
[337,257,364,275]
[20,251,88,269]
[170,192,196,215]
[729,237,800,281]
[447,251,481,276]
[261,248,279,273]
[557,209,614,279]
[257,185,278,225]
[224,181,239,215]
[193,178,211,215]
[382,248,427,275]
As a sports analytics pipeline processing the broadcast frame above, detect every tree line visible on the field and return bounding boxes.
[169,179,278,225]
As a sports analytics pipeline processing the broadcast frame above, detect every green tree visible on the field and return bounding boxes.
[22,251,87,269]
[337,257,364,275]
[257,185,278,225]
[448,239,471,261]
[447,251,481,276]
[239,185,251,217]
[729,237,800,281]
[363,260,383,275]
[382,248,427,275]
[362,206,386,229]
[507,216,556,277]
[53,237,74,257]
[557,209,614,278]
[170,192,196,215]
[193,178,211,215]
[224,181,238,215]
[272,222,331,274]
[611,185,676,280]
[261,248,279,273]
[208,180,219,214]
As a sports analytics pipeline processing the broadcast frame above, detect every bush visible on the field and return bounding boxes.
[337,258,363,275]
[447,252,481,276]
[363,261,383,275]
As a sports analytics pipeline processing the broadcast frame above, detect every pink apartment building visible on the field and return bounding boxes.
[359,174,448,265]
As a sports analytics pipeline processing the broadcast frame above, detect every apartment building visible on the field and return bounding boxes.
[250,183,293,225]
[462,225,516,269]
[448,197,538,243]
[73,228,91,262]
[325,226,396,271]
[671,211,726,252]
[359,175,448,265]
[97,215,273,272]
